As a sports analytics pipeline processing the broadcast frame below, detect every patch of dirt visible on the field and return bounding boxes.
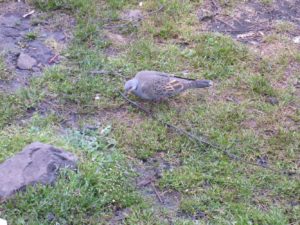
[199,0,300,44]
[134,152,183,223]
[0,1,74,92]
[103,30,130,57]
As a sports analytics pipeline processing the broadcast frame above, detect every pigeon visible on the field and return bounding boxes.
[124,71,213,101]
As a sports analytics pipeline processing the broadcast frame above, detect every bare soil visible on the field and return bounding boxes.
[0,1,74,92]
[200,0,300,44]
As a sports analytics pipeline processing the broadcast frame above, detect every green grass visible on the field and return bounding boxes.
[0,0,299,224]
[0,54,12,80]
[25,31,38,41]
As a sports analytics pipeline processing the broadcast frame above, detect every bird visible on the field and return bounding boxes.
[124,70,213,101]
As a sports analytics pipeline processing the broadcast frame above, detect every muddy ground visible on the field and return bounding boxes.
[199,0,300,44]
[0,1,74,92]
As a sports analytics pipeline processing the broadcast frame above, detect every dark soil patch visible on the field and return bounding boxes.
[199,0,300,44]
[0,1,74,92]
[134,152,182,223]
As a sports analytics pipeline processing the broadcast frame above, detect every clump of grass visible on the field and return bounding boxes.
[114,118,184,160]
[189,34,249,79]
[29,0,89,11]
[0,93,24,129]
[0,54,12,80]
[0,86,44,129]
[260,0,274,5]
[25,31,38,41]
[274,20,296,33]
[249,75,277,96]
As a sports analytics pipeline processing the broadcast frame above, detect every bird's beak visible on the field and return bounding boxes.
[125,88,133,96]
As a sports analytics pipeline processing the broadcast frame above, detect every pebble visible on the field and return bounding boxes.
[293,36,300,44]
[0,218,7,225]
[266,96,279,105]
[17,53,37,70]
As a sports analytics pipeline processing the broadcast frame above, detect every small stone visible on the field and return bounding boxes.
[0,218,7,225]
[122,9,143,21]
[293,36,300,44]
[47,213,56,221]
[0,142,77,201]
[17,53,37,70]
[197,9,215,21]
[95,94,100,100]
[266,96,279,105]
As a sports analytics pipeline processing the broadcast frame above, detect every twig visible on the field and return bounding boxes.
[210,0,220,11]
[151,182,164,203]
[48,54,59,64]
[147,5,164,16]
[119,92,300,178]
[197,26,273,34]
[22,10,35,18]
[137,178,155,187]
[215,18,236,30]
[119,91,151,114]
[90,70,125,78]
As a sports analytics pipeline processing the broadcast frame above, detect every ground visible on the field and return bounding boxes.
[0,0,299,224]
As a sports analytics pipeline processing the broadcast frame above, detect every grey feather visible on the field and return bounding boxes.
[124,71,213,100]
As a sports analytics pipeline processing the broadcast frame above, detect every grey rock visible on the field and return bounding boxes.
[0,142,77,201]
[17,53,37,70]
[266,96,279,105]
[52,31,66,42]
[3,27,20,38]
[122,9,143,21]
[0,14,20,28]
[293,36,300,44]
[28,40,53,64]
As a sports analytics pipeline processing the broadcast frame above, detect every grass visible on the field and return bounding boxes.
[0,0,299,224]
[0,54,12,80]
[25,31,38,41]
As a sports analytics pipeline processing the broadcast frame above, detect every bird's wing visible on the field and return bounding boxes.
[137,71,190,98]
[163,79,185,93]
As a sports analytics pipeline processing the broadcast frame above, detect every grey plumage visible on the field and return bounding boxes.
[124,71,213,100]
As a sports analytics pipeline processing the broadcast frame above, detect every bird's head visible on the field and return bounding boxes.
[124,78,139,95]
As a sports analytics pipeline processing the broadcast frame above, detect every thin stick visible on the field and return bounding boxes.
[119,92,300,177]
[90,70,125,78]
[48,54,59,64]
[215,18,236,30]
[119,91,151,114]
[151,182,164,203]
[137,178,154,187]
[210,0,220,11]
[147,5,164,16]
[23,10,35,18]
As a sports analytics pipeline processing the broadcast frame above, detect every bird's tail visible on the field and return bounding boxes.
[188,80,213,89]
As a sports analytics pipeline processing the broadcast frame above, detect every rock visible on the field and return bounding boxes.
[17,53,37,70]
[197,9,215,21]
[0,142,77,201]
[293,36,300,44]
[266,96,279,105]
[0,218,7,225]
[122,9,143,21]
[28,40,53,65]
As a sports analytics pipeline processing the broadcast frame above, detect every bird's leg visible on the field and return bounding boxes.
[154,97,167,104]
